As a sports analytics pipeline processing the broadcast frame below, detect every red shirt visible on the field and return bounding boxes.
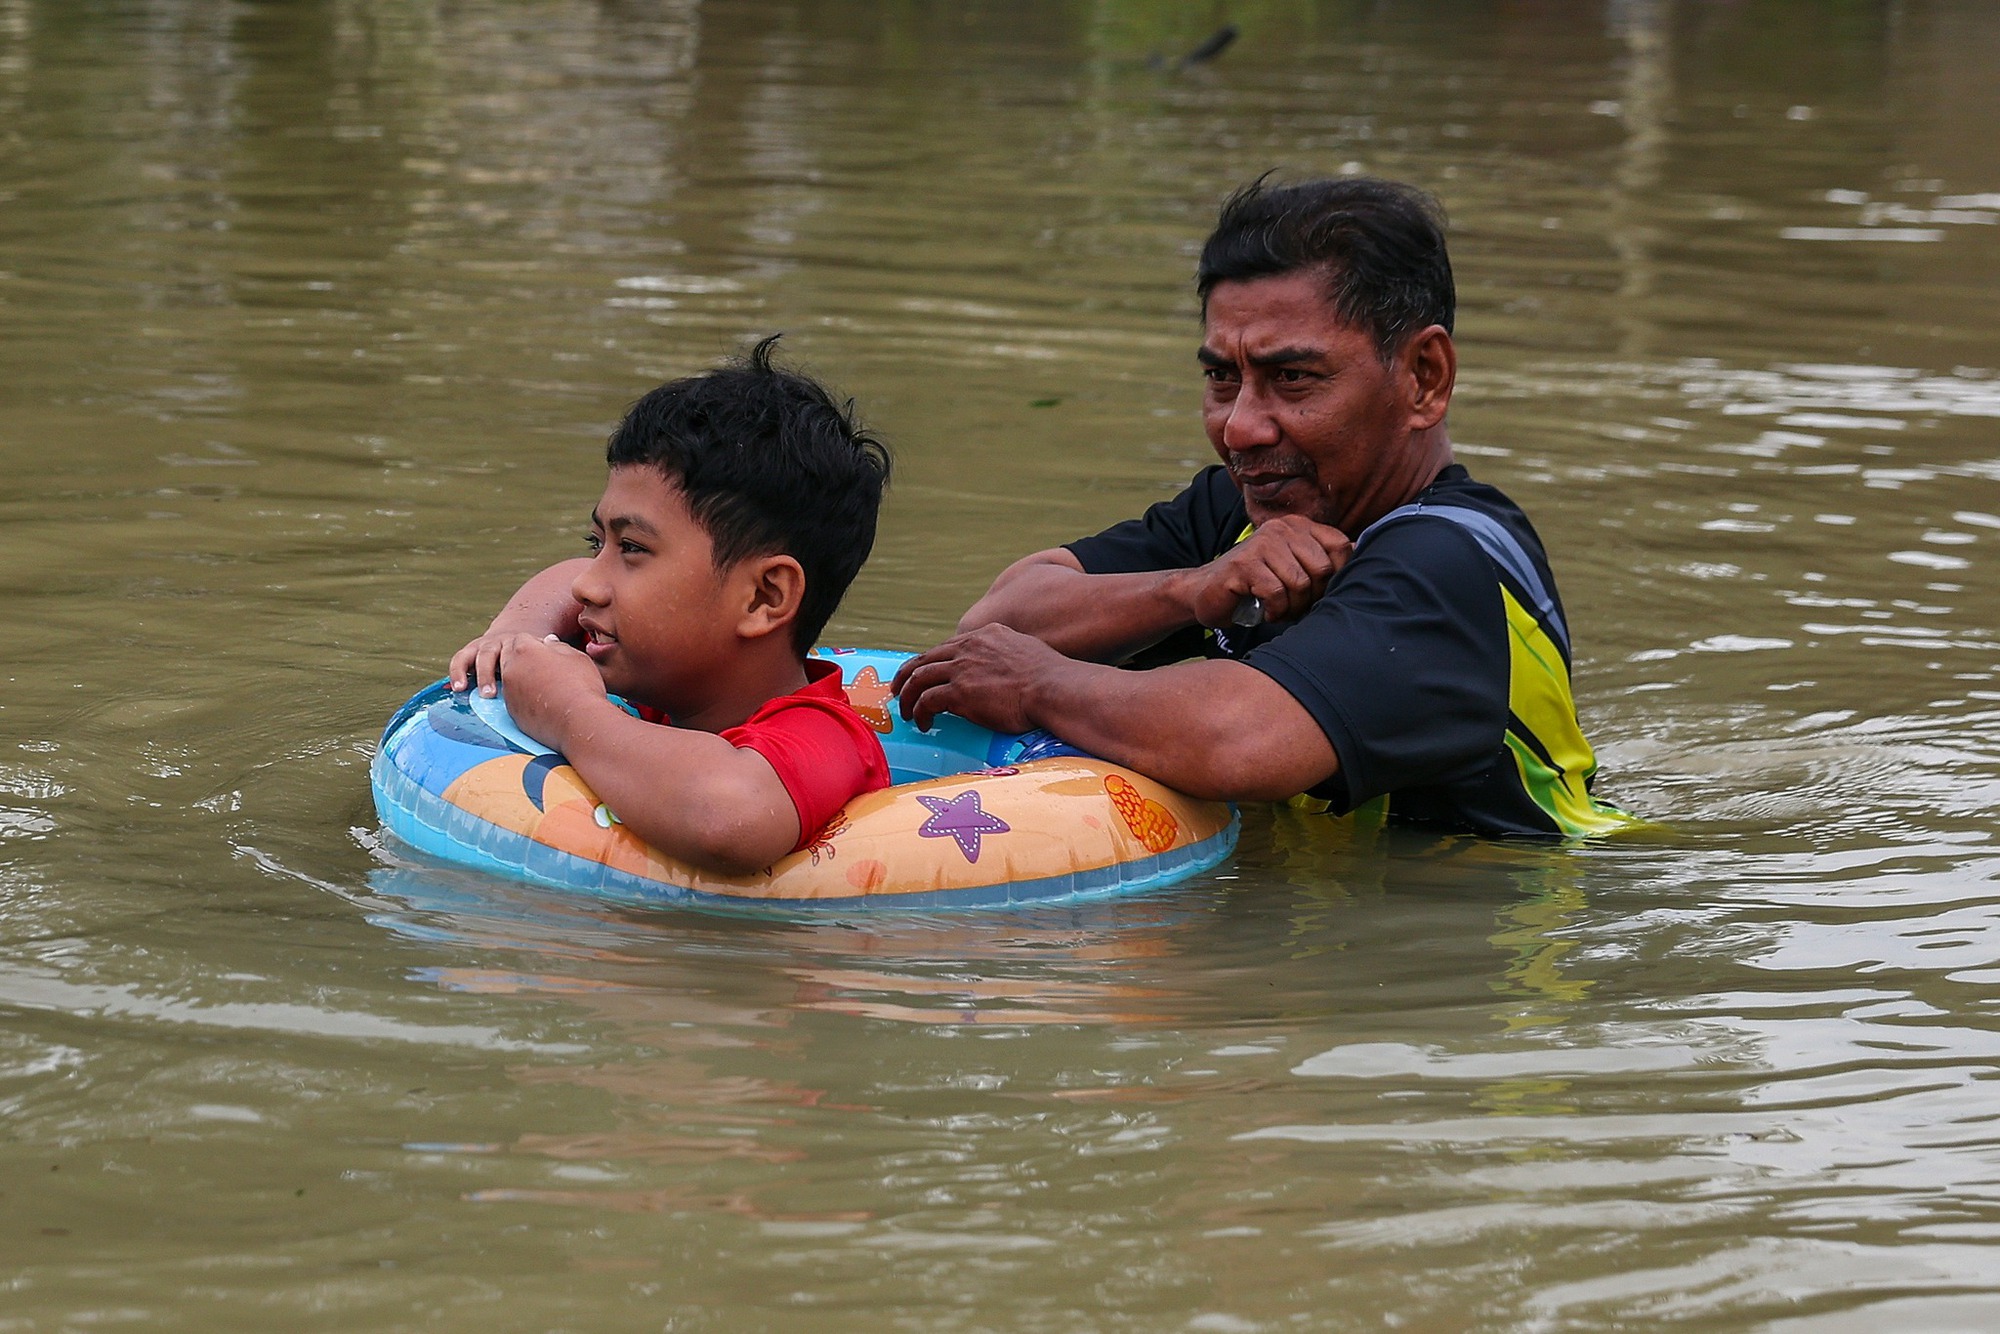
[644,660,890,853]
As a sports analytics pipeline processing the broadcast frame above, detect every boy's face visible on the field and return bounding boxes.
[571,466,736,718]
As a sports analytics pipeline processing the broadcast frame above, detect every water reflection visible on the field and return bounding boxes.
[367,862,1203,1028]
[357,831,1667,1256]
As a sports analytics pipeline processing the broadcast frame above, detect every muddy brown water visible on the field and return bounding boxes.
[5,1,2000,1328]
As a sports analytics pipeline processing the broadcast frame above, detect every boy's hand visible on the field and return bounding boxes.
[481,633,608,751]
[449,631,514,697]
[448,558,595,693]
[451,628,587,697]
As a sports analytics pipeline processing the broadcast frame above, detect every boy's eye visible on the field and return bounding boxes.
[584,532,604,553]
[620,540,647,556]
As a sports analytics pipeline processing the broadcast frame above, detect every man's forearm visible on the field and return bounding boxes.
[959,552,1199,664]
[1020,656,1338,802]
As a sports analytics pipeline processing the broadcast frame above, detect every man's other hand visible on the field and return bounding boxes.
[892,624,1064,734]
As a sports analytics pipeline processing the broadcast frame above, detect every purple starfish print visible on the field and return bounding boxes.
[915,789,1010,863]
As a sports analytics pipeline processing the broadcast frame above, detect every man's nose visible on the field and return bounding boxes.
[1219,385,1281,451]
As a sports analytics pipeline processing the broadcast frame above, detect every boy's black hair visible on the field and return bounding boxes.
[606,335,891,653]
[1196,174,1455,363]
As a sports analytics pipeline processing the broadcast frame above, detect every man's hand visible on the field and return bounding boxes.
[480,633,608,750]
[892,624,1068,734]
[1171,514,1352,628]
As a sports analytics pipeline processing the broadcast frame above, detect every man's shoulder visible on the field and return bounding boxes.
[1414,464,1533,524]
[1348,463,1574,658]
[1359,465,1552,571]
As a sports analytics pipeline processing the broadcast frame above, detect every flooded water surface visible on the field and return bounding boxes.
[7,0,2000,1327]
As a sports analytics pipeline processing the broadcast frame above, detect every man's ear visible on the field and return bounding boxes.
[735,554,806,641]
[1401,325,1456,431]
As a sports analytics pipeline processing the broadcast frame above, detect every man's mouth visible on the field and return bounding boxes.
[1234,469,1312,508]
[1228,451,1315,498]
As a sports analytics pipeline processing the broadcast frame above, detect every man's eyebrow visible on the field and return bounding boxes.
[1246,345,1325,369]
[1197,345,1326,368]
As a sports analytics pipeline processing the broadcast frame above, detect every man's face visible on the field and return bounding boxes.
[569,465,737,718]
[1199,270,1407,532]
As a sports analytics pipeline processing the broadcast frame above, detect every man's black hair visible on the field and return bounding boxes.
[606,335,891,653]
[1196,175,1455,362]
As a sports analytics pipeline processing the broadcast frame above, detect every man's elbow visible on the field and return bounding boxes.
[956,550,1081,634]
[1178,730,1338,804]
[955,594,1007,635]
[956,586,1032,635]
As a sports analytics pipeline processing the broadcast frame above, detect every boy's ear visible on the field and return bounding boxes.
[734,554,806,641]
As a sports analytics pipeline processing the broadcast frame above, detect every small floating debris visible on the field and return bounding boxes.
[1148,24,1238,72]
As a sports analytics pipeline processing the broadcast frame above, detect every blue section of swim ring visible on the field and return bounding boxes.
[385,686,506,797]
[387,682,616,798]
[468,687,555,756]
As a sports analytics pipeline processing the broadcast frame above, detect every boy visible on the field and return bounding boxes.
[447,336,892,876]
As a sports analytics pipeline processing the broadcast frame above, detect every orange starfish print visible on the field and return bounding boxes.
[843,666,895,734]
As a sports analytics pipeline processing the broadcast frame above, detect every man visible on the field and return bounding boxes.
[893,176,1630,838]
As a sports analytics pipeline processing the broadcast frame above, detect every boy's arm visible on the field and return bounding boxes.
[449,558,592,695]
[490,634,800,876]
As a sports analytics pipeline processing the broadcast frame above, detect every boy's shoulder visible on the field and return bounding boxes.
[721,659,890,845]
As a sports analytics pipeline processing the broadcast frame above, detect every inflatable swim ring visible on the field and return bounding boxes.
[371,648,1239,909]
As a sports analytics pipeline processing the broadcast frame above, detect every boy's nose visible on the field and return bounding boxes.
[570,562,609,607]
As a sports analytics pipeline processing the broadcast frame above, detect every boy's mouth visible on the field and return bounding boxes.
[580,623,616,661]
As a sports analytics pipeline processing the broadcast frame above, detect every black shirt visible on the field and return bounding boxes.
[1065,464,1621,837]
